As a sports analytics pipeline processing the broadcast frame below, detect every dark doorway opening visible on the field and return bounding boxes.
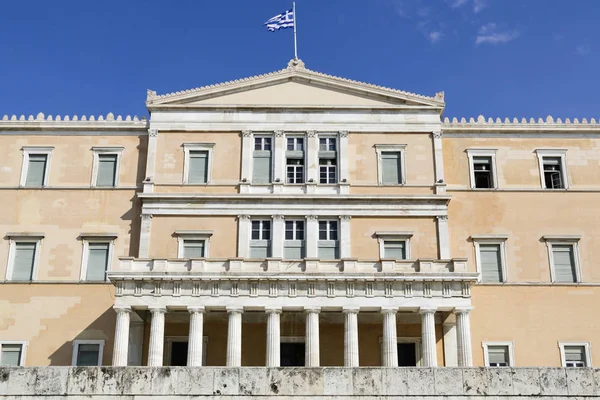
[281,342,305,366]
[170,341,188,366]
[397,342,417,366]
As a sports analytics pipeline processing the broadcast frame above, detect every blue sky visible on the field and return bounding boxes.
[0,0,598,119]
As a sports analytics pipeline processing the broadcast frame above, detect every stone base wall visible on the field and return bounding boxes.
[1,367,599,398]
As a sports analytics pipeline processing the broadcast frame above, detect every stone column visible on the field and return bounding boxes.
[266,307,282,367]
[343,307,360,367]
[271,215,285,258]
[138,214,152,258]
[436,216,450,259]
[112,306,131,366]
[226,306,243,367]
[306,215,318,258]
[187,306,205,366]
[442,313,458,367]
[147,307,167,366]
[381,307,398,367]
[305,307,321,367]
[455,307,473,367]
[420,307,438,367]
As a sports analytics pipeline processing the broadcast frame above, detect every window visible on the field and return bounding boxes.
[375,232,413,260]
[536,149,568,189]
[0,342,27,366]
[253,136,273,184]
[281,337,305,367]
[183,240,205,258]
[250,220,271,258]
[483,342,514,367]
[6,235,43,281]
[20,147,54,187]
[472,235,508,283]
[183,143,215,184]
[559,343,591,367]
[91,147,123,187]
[284,220,305,259]
[165,336,208,366]
[318,220,339,259]
[286,137,305,184]
[467,149,498,189]
[544,236,581,283]
[175,231,213,258]
[375,145,406,185]
[72,340,104,366]
[79,235,116,282]
[319,137,337,184]
[379,337,421,366]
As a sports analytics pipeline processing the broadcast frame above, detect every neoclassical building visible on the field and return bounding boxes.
[1,59,599,370]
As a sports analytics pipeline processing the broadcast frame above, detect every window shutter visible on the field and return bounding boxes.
[11,242,36,281]
[86,243,109,281]
[284,241,304,259]
[26,155,47,187]
[250,240,271,258]
[318,242,339,260]
[565,346,586,366]
[188,151,208,184]
[252,152,272,184]
[382,152,401,184]
[488,346,509,366]
[77,344,100,366]
[1,344,22,366]
[384,241,406,259]
[96,155,117,187]
[183,240,205,258]
[553,245,576,282]
[479,244,502,282]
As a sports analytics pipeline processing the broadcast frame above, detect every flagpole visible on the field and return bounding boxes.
[293,2,298,59]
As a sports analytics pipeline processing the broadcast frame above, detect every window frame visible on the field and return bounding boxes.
[175,230,213,258]
[71,339,105,366]
[20,146,54,187]
[91,147,124,187]
[249,219,272,258]
[318,135,338,185]
[466,149,498,190]
[471,235,509,283]
[5,234,44,281]
[543,235,582,283]
[535,149,569,190]
[482,341,514,367]
[284,219,306,260]
[79,234,117,282]
[183,143,215,185]
[375,231,413,260]
[375,144,407,185]
[0,341,28,366]
[559,342,591,367]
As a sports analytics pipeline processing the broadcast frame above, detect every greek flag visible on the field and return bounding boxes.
[265,9,294,31]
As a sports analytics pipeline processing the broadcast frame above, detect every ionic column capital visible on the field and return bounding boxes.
[113,305,132,314]
[419,307,437,315]
[265,307,282,314]
[454,307,473,315]
[148,306,167,314]
[188,306,206,314]
[380,307,398,315]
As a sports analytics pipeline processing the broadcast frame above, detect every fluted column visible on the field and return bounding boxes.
[187,306,205,366]
[147,307,167,366]
[381,307,398,367]
[226,306,243,367]
[343,307,360,367]
[420,307,438,367]
[112,306,131,366]
[305,307,321,367]
[266,307,282,367]
[455,307,473,367]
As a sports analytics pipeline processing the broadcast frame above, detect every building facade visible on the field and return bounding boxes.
[1,59,599,370]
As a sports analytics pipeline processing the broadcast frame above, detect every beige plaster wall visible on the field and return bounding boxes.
[0,135,145,187]
[154,132,241,186]
[444,137,600,189]
[0,284,116,366]
[149,216,238,259]
[351,217,438,259]
[0,190,140,280]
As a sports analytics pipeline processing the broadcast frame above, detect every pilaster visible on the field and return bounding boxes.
[143,129,158,193]
[436,215,450,259]
[271,215,285,258]
[306,215,319,258]
[237,215,251,258]
[138,214,152,258]
[340,215,352,258]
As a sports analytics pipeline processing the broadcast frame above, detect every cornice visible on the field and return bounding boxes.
[0,112,148,131]
[137,193,451,202]
[443,115,600,133]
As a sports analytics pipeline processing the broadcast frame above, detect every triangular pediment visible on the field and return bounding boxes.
[147,59,445,110]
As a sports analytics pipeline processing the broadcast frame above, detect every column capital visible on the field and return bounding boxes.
[113,305,132,314]
[454,306,473,315]
[148,306,167,314]
[148,129,159,137]
[340,215,352,221]
[242,130,252,137]
[237,214,251,221]
[274,130,284,137]
[226,306,244,314]
[338,130,349,138]
[271,215,285,220]
[306,215,318,220]
[432,131,442,139]
[380,307,398,315]
[305,306,321,314]
[188,306,206,314]
[342,307,360,314]
[436,215,448,222]
[265,307,282,314]
[419,306,437,315]
[307,130,317,138]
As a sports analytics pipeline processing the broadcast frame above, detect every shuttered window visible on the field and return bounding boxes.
[564,345,587,367]
[487,345,510,366]
[96,154,118,187]
[479,244,503,282]
[86,243,110,281]
[188,151,209,184]
[384,241,406,259]
[381,151,402,184]
[318,221,339,260]
[25,154,48,187]
[250,220,271,258]
[253,137,272,184]
[0,344,23,366]
[11,242,37,281]
[552,245,577,282]
[183,240,205,258]
[284,220,305,259]
[76,343,101,366]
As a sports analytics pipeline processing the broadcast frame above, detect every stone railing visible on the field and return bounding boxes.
[0,367,597,398]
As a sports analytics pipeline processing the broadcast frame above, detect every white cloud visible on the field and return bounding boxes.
[473,0,490,13]
[574,44,591,56]
[476,23,519,45]
[428,31,443,43]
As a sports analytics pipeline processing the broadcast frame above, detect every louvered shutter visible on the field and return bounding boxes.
[188,151,208,184]
[1,345,22,366]
[26,154,47,187]
[553,245,576,282]
[384,241,406,259]
[183,240,205,258]
[250,241,270,258]
[480,244,502,282]
[382,152,401,184]
[488,346,509,366]
[86,243,109,281]
[318,242,339,260]
[11,242,36,281]
[565,346,586,367]
[252,151,272,184]
[96,155,117,187]
[76,344,100,366]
